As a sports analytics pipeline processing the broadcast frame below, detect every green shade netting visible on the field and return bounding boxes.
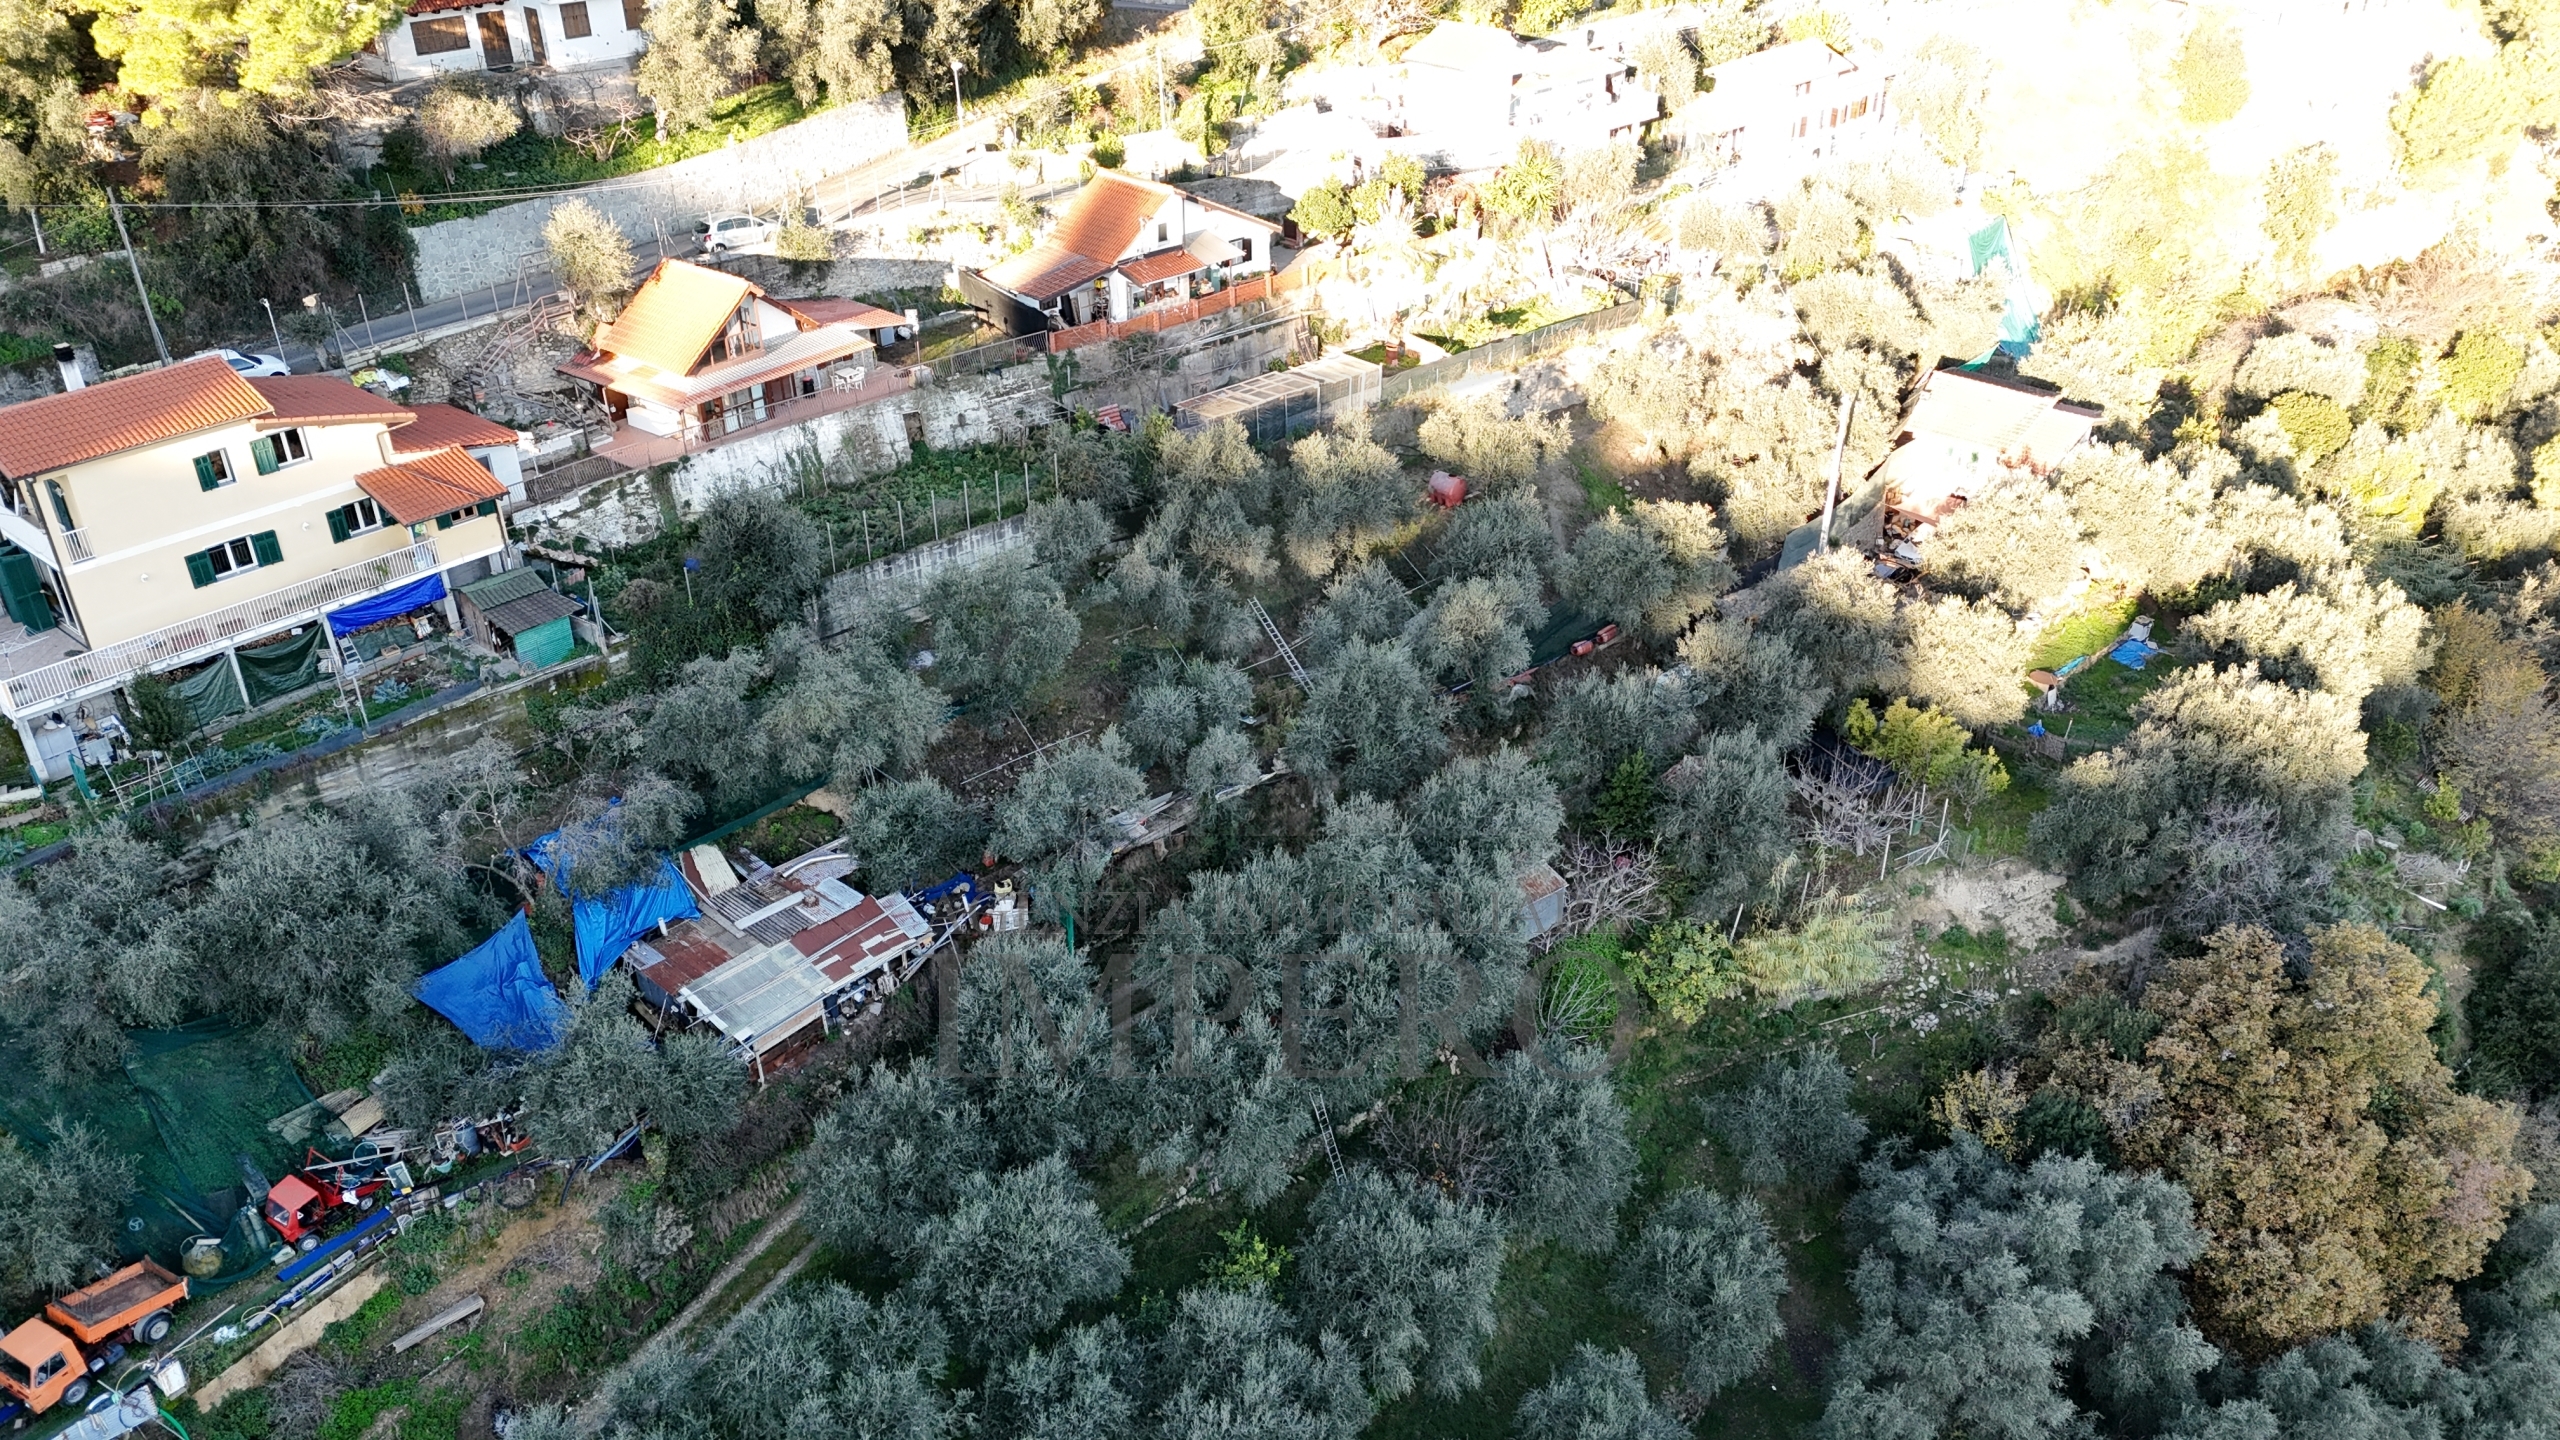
[169,658,245,729]
[0,1021,315,1289]
[237,627,324,706]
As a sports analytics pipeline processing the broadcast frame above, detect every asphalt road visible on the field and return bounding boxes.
[270,116,1009,373]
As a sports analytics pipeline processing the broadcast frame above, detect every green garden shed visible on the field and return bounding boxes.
[460,570,578,672]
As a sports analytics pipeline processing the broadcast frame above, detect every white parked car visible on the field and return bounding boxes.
[200,347,290,377]
[696,212,779,255]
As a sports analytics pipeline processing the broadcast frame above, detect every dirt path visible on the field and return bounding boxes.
[574,1193,809,1431]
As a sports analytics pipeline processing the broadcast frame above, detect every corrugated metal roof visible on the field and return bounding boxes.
[0,355,271,480]
[461,567,551,609]
[484,589,580,634]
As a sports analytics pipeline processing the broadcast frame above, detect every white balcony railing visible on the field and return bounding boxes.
[4,540,439,715]
[59,527,94,564]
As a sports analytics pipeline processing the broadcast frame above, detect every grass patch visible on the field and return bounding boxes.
[319,1381,466,1440]
[2051,648,2177,753]
[320,1284,407,1358]
[2027,595,2139,672]
[1418,290,1617,351]
[680,1218,813,1340]
[369,84,816,225]
[1574,455,1633,515]
[790,441,1052,562]
[733,804,842,864]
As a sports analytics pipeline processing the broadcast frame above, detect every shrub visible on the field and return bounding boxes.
[2267,390,2351,463]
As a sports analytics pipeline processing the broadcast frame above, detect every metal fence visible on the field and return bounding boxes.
[1377,300,1648,405]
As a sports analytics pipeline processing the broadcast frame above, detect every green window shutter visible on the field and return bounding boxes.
[194,454,221,491]
[251,437,279,475]
[250,530,282,566]
[434,512,453,530]
[476,497,499,517]
[185,550,216,588]
[326,508,351,543]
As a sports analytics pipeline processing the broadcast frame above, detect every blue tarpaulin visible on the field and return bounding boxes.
[328,573,448,636]
[415,911,568,1050]
[2110,637,2162,670]
[527,823,702,990]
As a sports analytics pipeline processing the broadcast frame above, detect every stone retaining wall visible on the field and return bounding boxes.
[409,96,908,301]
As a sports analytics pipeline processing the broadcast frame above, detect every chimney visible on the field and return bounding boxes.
[52,344,83,393]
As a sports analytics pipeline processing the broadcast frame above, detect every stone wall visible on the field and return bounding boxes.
[513,361,1056,551]
[408,95,908,301]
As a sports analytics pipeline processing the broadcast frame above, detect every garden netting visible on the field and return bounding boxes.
[0,1020,315,1290]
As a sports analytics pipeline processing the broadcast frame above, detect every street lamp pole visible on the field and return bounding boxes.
[950,58,964,125]
[259,299,286,364]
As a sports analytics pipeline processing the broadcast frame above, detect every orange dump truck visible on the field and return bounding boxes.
[0,1260,186,1416]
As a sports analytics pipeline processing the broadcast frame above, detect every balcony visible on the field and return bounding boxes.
[59,527,94,564]
[3,539,441,716]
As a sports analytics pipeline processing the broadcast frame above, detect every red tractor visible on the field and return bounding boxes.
[256,1152,397,1252]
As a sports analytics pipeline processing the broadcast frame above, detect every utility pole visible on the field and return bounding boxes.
[106,187,170,365]
[951,57,965,125]
[1818,393,1854,553]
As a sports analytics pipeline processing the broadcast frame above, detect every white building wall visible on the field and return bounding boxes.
[374,0,647,82]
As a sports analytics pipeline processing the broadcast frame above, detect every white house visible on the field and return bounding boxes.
[369,0,648,81]
[1389,21,1661,172]
[1676,39,1894,192]
[968,171,1282,334]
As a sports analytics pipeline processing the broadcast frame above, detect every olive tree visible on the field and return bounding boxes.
[1480,1040,1636,1254]
[1298,560,1417,662]
[1819,1138,2205,1440]
[1284,639,1449,798]
[698,486,827,628]
[1293,1165,1505,1400]
[800,1062,995,1258]
[1514,1344,1688,1440]
[1556,501,1731,639]
[0,833,192,1080]
[1655,731,1794,922]
[906,1155,1131,1362]
[1708,1049,1869,1190]
[992,729,1146,924]
[1154,1285,1373,1440]
[846,777,987,894]
[926,555,1082,717]
[522,976,746,1159]
[1611,1187,1789,1398]
[0,1125,136,1319]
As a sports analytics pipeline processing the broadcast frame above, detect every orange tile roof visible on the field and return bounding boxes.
[0,355,270,480]
[390,403,519,454]
[247,376,414,429]
[354,445,506,525]
[1119,249,1207,285]
[983,172,1279,301]
[984,171,1173,299]
[592,260,759,376]
[771,297,910,330]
